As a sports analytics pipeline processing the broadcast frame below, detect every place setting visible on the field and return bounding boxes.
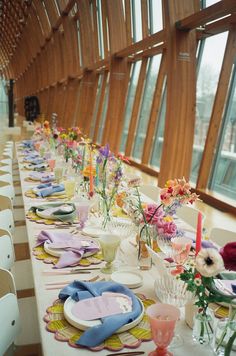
[24,182,68,200]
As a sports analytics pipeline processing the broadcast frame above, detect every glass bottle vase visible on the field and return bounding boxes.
[137,223,156,270]
[213,305,236,356]
[192,311,214,345]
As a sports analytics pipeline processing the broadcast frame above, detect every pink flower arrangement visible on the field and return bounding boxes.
[156,219,177,238]
[143,204,164,224]
[160,177,199,206]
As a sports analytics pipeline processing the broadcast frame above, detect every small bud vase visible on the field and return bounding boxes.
[192,310,214,345]
[137,223,156,270]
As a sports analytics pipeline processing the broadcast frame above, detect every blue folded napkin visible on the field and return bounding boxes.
[59,281,142,347]
[35,184,65,197]
[22,140,34,149]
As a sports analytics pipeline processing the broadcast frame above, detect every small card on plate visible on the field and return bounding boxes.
[71,292,132,320]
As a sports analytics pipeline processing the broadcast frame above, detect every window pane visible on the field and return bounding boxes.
[97,0,104,59]
[90,74,103,138]
[0,79,8,118]
[190,32,228,184]
[210,64,236,201]
[132,55,161,161]
[131,0,142,42]
[149,0,163,34]
[150,80,166,169]
[97,73,110,143]
[120,61,141,153]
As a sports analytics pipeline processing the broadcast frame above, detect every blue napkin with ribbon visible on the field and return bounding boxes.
[21,140,34,149]
[34,183,65,197]
[59,281,142,347]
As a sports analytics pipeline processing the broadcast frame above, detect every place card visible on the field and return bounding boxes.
[71,292,132,320]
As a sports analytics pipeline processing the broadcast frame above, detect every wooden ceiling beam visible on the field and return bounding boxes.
[176,0,236,31]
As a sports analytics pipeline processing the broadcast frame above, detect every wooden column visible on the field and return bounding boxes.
[158,0,197,187]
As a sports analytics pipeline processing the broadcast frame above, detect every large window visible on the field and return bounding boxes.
[131,0,142,42]
[210,63,236,200]
[96,73,110,144]
[90,74,103,138]
[0,79,8,118]
[190,32,228,183]
[120,61,141,153]
[148,0,163,34]
[132,55,161,161]
[150,81,166,169]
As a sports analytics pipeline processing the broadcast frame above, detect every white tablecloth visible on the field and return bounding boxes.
[16,144,214,356]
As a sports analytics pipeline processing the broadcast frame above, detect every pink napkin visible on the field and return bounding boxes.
[36,230,99,268]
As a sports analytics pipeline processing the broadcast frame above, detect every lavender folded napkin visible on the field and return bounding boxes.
[183,230,216,249]
[59,281,142,347]
[29,172,54,182]
[25,158,45,165]
[36,230,99,268]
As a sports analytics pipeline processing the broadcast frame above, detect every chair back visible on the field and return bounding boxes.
[176,205,206,230]
[0,269,20,355]
[139,185,161,202]
[210,227,236,247]
[0,233,15,270]
[0,208,15,235]
[0,181,15,202]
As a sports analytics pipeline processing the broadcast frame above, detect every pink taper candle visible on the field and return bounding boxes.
[195,212,202,256]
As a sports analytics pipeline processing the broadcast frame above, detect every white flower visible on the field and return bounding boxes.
[194,278,202,286]
[195,248,224,277]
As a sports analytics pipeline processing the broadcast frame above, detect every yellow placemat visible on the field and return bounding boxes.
[25,189,68,200]
[33,245,103,266]
[44,293,155,351]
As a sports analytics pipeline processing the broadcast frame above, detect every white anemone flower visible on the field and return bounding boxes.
[195,248,224,277]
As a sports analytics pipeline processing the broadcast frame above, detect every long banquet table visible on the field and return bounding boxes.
[16,143,214,356]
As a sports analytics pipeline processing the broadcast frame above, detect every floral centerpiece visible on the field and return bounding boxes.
[95,145,126,228]
[180,244,236,352]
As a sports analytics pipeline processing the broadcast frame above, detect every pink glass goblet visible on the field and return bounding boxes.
[76,200,91,228]
[171,237,192,276]
[48,158,56,172]
[146,303,180,356]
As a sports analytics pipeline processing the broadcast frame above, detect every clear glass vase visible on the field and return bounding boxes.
[137,223,156,270]
[192,311,214,345]
[213,306,236,356]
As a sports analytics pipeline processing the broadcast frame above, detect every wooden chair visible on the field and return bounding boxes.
[139,185,161,202]
[209,227,236,247]
[0,268,20,356]
[176,205,206,230]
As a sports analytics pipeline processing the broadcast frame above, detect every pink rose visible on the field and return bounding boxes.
[220,242,236,271]
[156,220,177,238]
[143,204,164,224]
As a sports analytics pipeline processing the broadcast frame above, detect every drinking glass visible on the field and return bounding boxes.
[146,303,180,356]
[76,200,91,228]
[63,179,76,199]
[171,237,192,275]
[99,234,121,274]
[54,166,64,183]
[48,158,56,172]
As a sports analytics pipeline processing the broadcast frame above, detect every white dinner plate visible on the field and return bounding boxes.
[111,269,143,289]
[64,296,144,333]
[82,226,107,238]
[44,239,99,258]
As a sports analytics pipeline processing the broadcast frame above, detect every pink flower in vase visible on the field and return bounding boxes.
[156,219,177,238]
[143,204,164,225]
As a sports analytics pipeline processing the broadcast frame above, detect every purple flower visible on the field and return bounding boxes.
[99,144,110,158]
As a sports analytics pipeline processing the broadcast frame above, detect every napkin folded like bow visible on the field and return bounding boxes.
[36,230,99,268]
[21,140,34,149]
[33,183,65,197]
[29,172,54,182]
[29,163,47,171]
[30,203,76,223]
[59,281,142,347]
